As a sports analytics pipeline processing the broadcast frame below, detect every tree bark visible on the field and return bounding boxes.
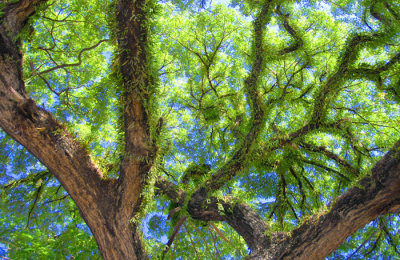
[265,140,400,260]
[114,0,154,227]
[157,140,400,259]
[0,1,149,259]
[2,1,400,259]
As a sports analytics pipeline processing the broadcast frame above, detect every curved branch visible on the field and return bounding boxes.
[299,142,359,177]
[263,139,400,259]
[155,178,271,255]
[347,51,400,86]
[251,118,350,160]
[0,2,137,258]
[276,5,303,55]
[310,33,381,124]
[36,39,109,76]
[206,0,274,191]
[301,159,351,181]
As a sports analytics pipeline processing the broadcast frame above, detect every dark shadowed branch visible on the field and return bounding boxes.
[157,138,400,259]
[276,5,304,55]
[205,0,274,191]
[36,39,109,76]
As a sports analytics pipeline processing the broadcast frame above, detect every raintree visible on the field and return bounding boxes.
[1,0,400,259]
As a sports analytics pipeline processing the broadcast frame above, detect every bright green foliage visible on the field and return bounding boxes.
[1,0,400,258]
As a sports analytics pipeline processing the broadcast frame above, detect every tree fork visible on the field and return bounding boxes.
[0,0,150,259]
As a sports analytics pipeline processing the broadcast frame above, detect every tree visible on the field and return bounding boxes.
[1,0,400,258]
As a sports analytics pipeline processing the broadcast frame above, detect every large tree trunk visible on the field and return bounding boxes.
[2,1,400,260]
[91,219,146,259]
[0,1,150,259]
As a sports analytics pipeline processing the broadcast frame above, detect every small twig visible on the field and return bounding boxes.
[183,224,200,259]
[26,183,43,228]
[43,194,69,205]
[210,222,230,244]
[346,230,377,259]
[208,225,223,259]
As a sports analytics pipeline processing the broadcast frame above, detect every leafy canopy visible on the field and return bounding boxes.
[1,0,400,258]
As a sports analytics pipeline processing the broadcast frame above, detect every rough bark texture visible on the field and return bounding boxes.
[0,0,151,259]
[2,1,400,259]
[265,140,400,260]
[115,0,153,223]
[113,0,154,258]
[187,188,271,255]
[156,140,400,259]
[155,179,271,254]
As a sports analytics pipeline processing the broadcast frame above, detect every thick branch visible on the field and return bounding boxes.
[159,137,400,259]
[311,33,380,124]
[155,177,186,205]
[263,139,400,259]
[0,0,112,221]
[114,0,155,225]
[206,0,273,191]
[276,5,303,55]
[0,0,47,97]
[0,63,121,259]
[0,2,146,259]
[155,178,271,255]
[1,0,47,37]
